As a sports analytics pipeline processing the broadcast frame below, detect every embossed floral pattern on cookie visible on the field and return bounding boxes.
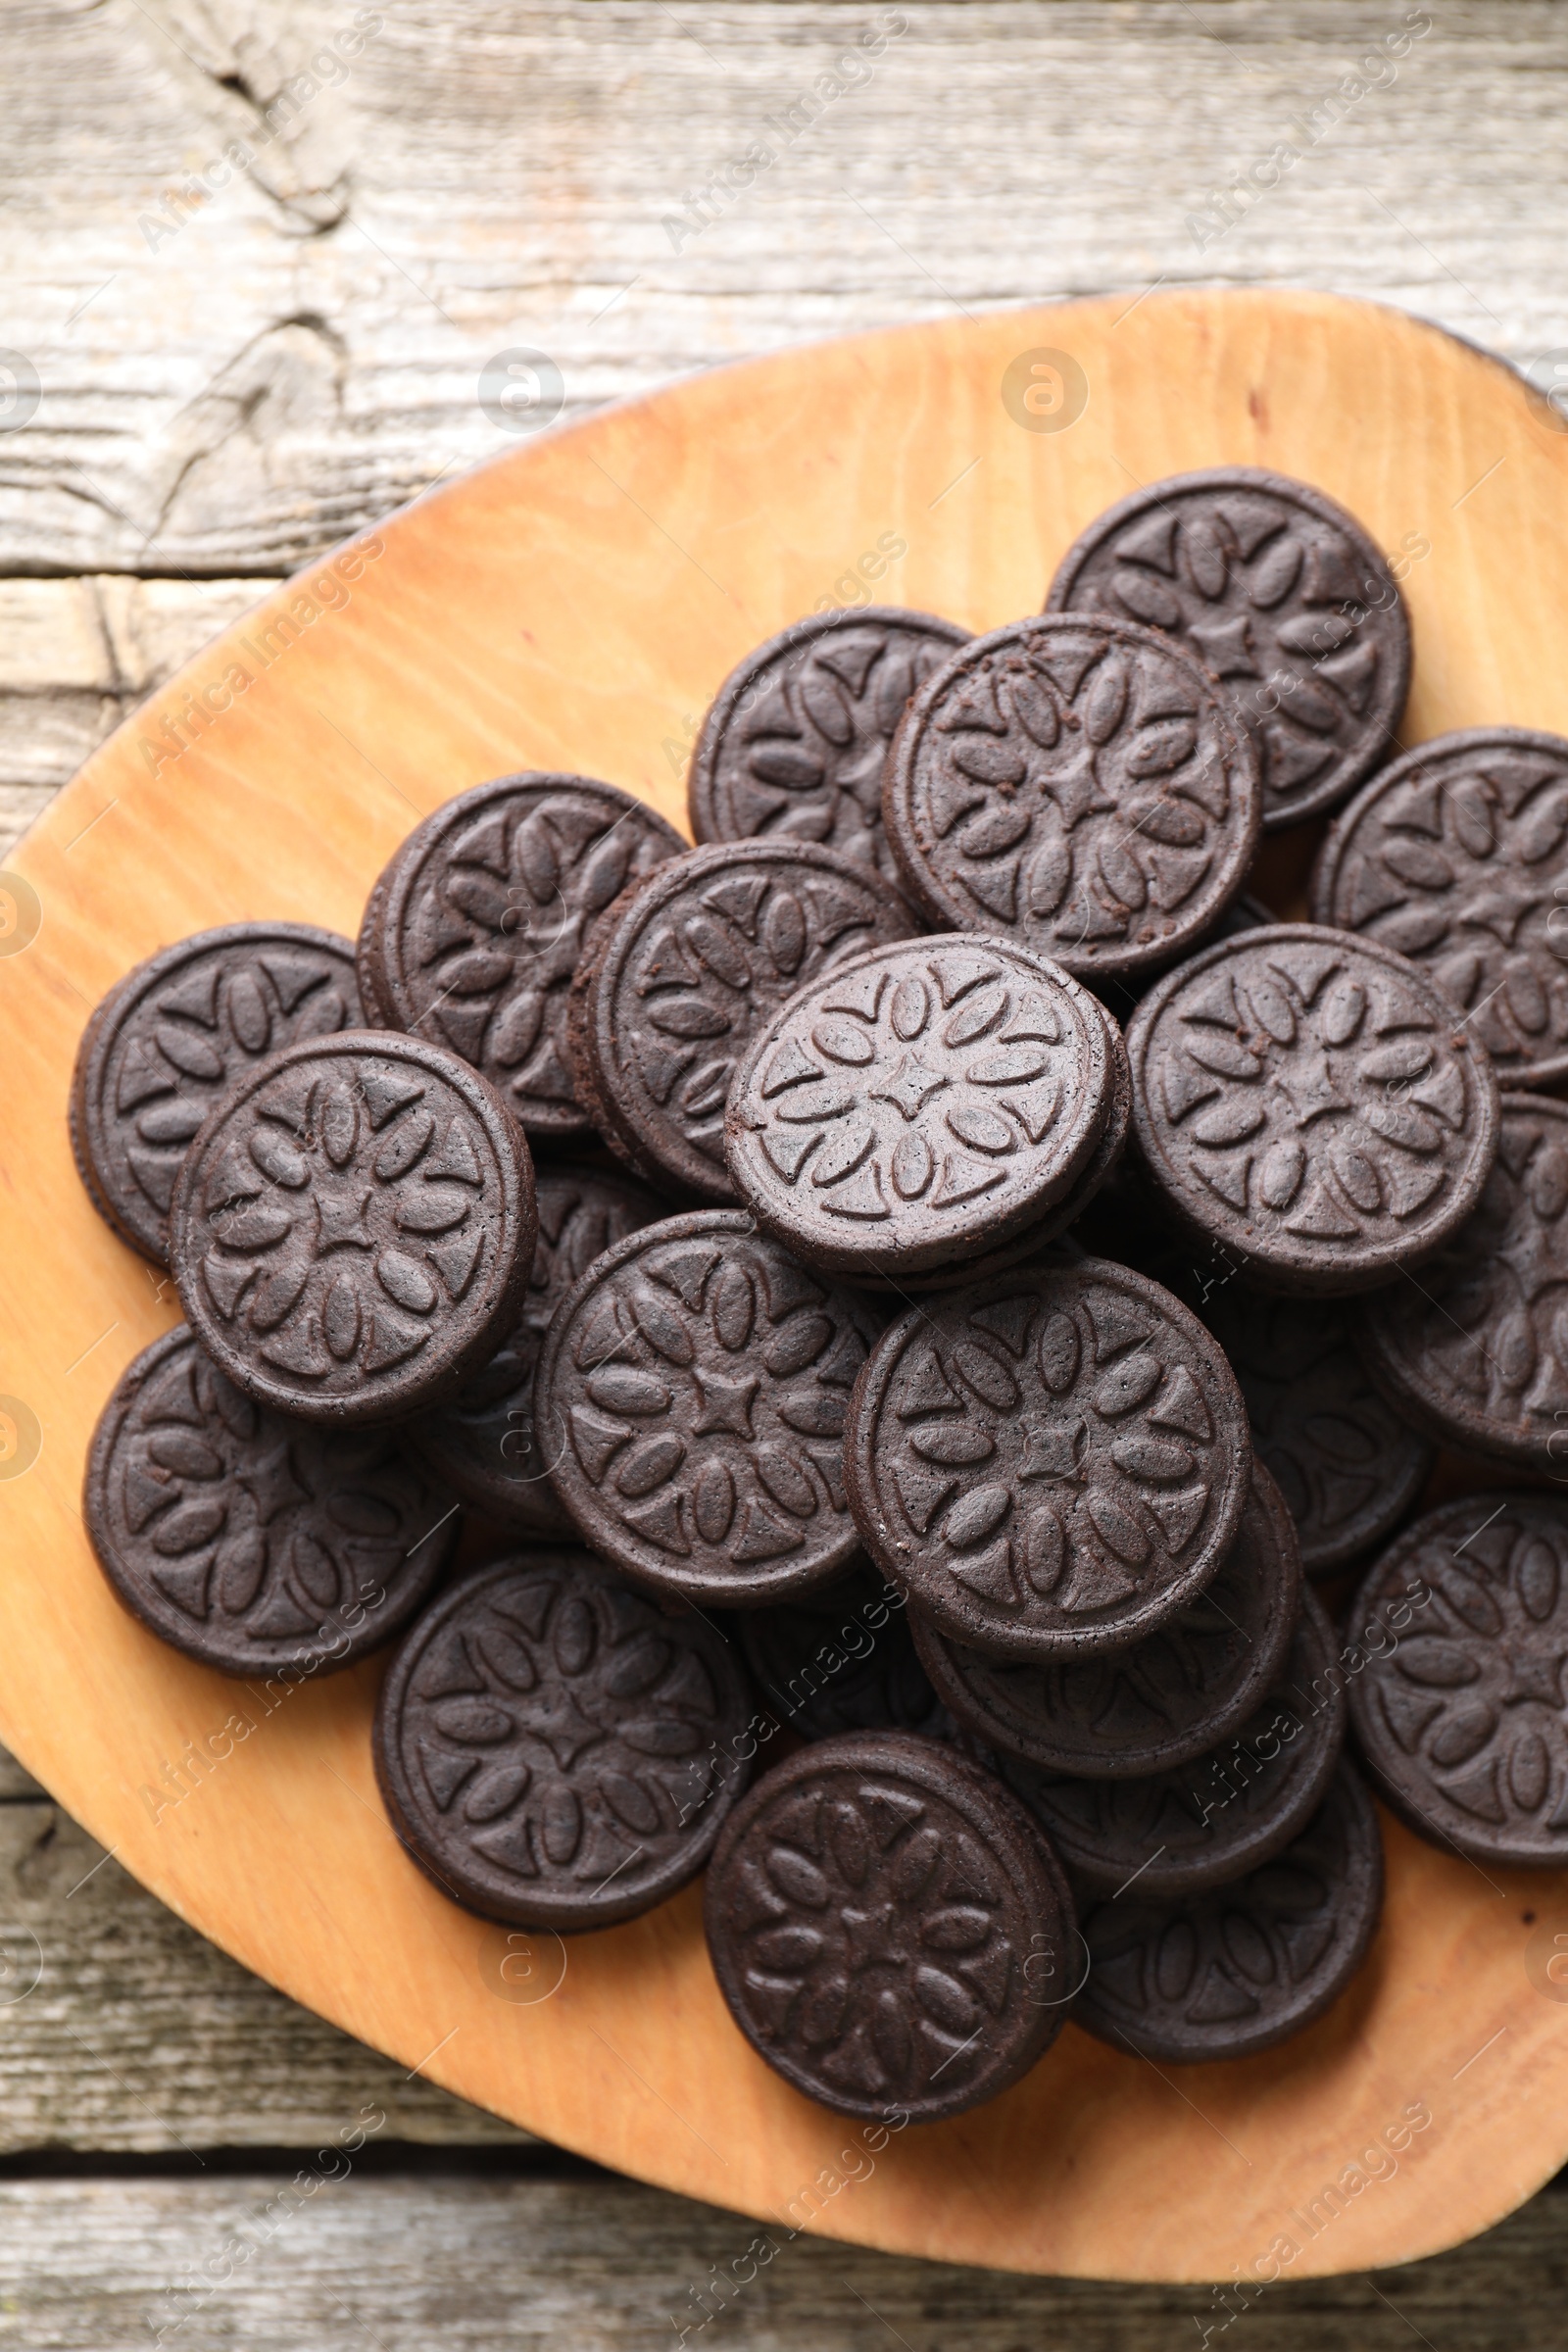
[705,1732,1075,2120]
[537,1210,882,1605]
[726,936,1114,1276]
[375,1551,752,1929]
[1348,1495,1568,1866]
[1313,728,1568,1085]
[86,1325,461,1675]
[172,1032,535,1426]
[846,1259,1250,1660]
[1127,924,1499,1295]
[882,614,1260,976]
[689,608,971,879]
[1048,466,1411,829]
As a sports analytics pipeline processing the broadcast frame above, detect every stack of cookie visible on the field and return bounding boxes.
[66,462,1568,2133]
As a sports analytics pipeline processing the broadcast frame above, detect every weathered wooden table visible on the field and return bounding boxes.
[3,3,1565,2341]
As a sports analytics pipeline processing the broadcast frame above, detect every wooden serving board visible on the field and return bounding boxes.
[5,289,1568,2285]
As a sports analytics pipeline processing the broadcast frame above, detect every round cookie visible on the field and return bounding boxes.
[572,841,922,1201]
[845,1256,1251,1661]
[704,1730,1076,2121]
[1073,1762,1384,2062]
[1047,467,1411,830]
[86,1326,460,1676]
[374,1550,752,1930]
[1358,1095,1568,1471]
[172,1031,536,1428]
[410,1165,667,1534]
[688,608,971,882]
[855,995,1130,1296]
[738,1589,950,1742]
[1126,924,1500,1297]
[725,934,1114,1280]
[1191,1274,1433,1574]
[1346,1494,1568,1867]
[357,772,685,1140]
[882,615,1260,979]
[71,923,363,1265]
[995,1587,1347,1897]
[909,1459,1302,1774]
[535,1209,882,1606]
[1311,728,1568,1086]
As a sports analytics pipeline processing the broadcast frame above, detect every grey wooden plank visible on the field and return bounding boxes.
[1,1,1564,574]
[0,578,275,854]
[0,2174,1561,2351]
[0,1794,529,2148]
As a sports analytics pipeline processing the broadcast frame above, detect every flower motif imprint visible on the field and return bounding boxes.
[378,1554,751,1924]
[87,1327,458,1673]
[885,616,1259,973]
[74,924,361,1262]
[1313,729,1568,1082]
[728,938,1111,1267]
[1350,1496,1568,1863]
[367,776,684,1134]
[1076,1765,1381,2060]
[591,843,917,1194]
[1361,1100,1568,1469]
[690,610,970,880]
[174,1037,531,1420]
[854,1264,1250,1656]
[1049,471,1410,826]
[717,1760,1054,2109]
[538,1215,880,1602]
[1130,929,1497,1283]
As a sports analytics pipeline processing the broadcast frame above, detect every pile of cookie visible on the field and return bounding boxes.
[72,466,1568,2129]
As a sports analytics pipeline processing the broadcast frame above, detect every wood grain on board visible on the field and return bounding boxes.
[4,290,1568,2285]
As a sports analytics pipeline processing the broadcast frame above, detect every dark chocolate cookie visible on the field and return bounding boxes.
[171,1031,536,1428]
[410,1165,666,1534]
[357,773,685,1140]
[1346,1494,1568,1867]
[882,615,1261,979]
[845,1257,1250,1660]
[1047,468,1411,830]
[854,994,1130,1296]
[1073,1762,1383,2062]
[1311,728,1568,1085]
[1358,1095,1568,1471]
[375,1549,752,1930]
[1126,924,1500,1297]
[995,1587,1346,1897]
[572,841,921,1200]
[688,608,971,882]
[725,935,1115,1280]
[704,1730,1075,2120]
[738,1583,950,1742]
[71,923,363,1265]
[86,1325,460,1675]
[909,1459,1301,1774]
[1189,1273,1433,1574]
[535,1209,882,1606]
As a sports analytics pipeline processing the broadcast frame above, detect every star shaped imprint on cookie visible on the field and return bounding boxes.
[725,936,1116,1278]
